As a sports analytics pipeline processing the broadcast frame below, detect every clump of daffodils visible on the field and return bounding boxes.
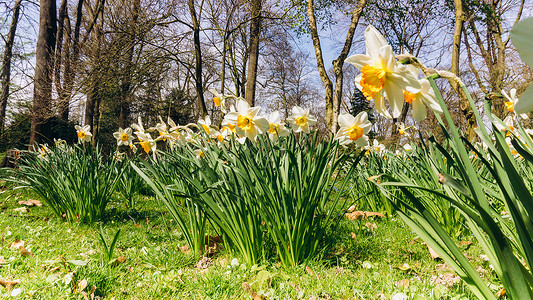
[287,106,317,134]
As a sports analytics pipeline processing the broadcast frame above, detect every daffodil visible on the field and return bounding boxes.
[403,65,443,121]
[287,106,317,133]
[266,111,290,142]
[198,116,212,134]
[209,88,230,113]
[113,127,133,146]
[75,125,92,143]
[372,139,385,153]
[38,144,49,160]
[345,25,421,118]
[334,112,372,146]
[136,132,157,160]
[510,17,533,114]
[131,116,146,136]
[224,99,270,141]
[194,148,206,159]
[501,89,528,119]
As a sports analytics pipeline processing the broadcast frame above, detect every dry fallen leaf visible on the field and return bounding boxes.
[350,232,357,240]
[19,245,32,257]
[0,278,21,290]
[345,211,385,220]
[8,239,24,249]
[81,285,96,300]
[364,222,377,232]
[394,279,410,288]
[111,256,126,267]
[13,207,29,213]
[422,243,441,260]
[497,288,506,299]
[242,282,264,300]
[195,256,213,269]
[204,235,223,255]
[459,240,473,249]
[430,273,460,287]
[18,199,42,207]
[179,245,191,255]
[305,266,314,275]
[78,279,88,293]
[436,263,453,272]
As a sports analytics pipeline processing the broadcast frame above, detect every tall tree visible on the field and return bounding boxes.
[29,0,57,146]
[307,0,367,133]
[244,0,262,106]
[188,0,208,117]
[0,0,22,135]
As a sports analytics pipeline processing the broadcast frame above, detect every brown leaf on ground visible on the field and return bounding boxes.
[19,245,32,257]
[350,232,357,240]
[409,238,421,245]
[364,222,377,232]
[290,281,301,292]
[195,256,213,269]
[436,263,453,272]
[459,240,473,249]
[13,207,29,213]
[18,199,42,207]
[111,256,126,267]
[81,285,96,300]
[394,279,410,288]
[430,273,460,287]
[0,278,20,290]
[179,245,190,254]
[8,239,24,249]
[497,288,506,299]
[345,211,385,220]
[242,282,264,300]
[78,279,88,293]
[133,224,142,228]
[422,243,441,260]
[204,235,223,255]
[305,266,314,275]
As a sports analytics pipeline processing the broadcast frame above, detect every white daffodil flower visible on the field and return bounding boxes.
[334,112,372,147]
[345,25,421,118]
[510,17,533,114]
[224,99,269,141]
[502,89,528,119]
[198,116,212,134]
[286,106,317,133]
[113,127,133,146]
[136,132,157,160]
[131,116,146,136]
[372,139,385,153]
[209,88,229,113]
[266,111,290,142]
[404,65,443,122]
[75,125,92,143]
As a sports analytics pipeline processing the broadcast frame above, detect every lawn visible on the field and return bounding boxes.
[0,185,492,299]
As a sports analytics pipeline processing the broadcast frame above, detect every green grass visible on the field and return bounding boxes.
[0,187,496,299]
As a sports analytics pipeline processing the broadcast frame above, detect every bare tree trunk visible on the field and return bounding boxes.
[0,0,22,135]
[308,0,366,133]
[188,0,207,117]
[29,0,57,147]
[119,0,140,128]
[84,0,104,143]
[450,0,475,141]
[331,0,367,133]
[307,0,333,130]
[244,0,262,106]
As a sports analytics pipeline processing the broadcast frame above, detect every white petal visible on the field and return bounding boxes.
[248,106,261,118]
[269,111,281,123]
[510,17,533,67]
[378,45,396,71]
[388,66,421,94]
[412,97,427,122]
[365,25,389,57]
[353,111,368,126]
[384,81,405,118]
[237,100,250,114]
[338,113,355,128]
[354,135,369,147]
[254,117,270,133]
[374,93,392,119]
[345,54,374,70]
[292,106,305,116]
[514,83,533,114]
